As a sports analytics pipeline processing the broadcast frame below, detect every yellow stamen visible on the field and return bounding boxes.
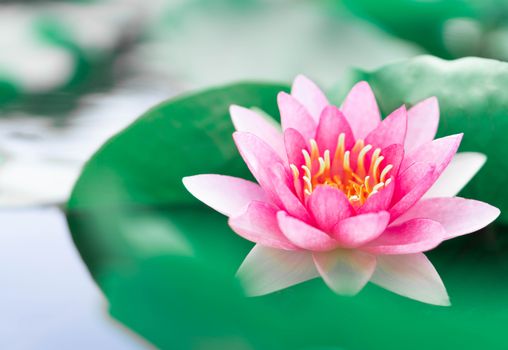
[323,150,331,177]
[369,148,381,173]
[372,182,385,192]
[380,164,393,183]
[364,175,371,193]
[315,157,326,178]
[302,165,311,179]
[302,149,312,169]
[350,171,364,183]
[303,175,313,193]
[352,139,365,155]
[290,164,303,200]
[310,139,319,159]
[289,134,391,206]
[343,151,351,172]
[290,164,299,177]
[335,133,345,159]
[357,144,373,177]
[372,156,384,181]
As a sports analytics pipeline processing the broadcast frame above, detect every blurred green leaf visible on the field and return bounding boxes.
[342,0,508,59]
[0,80,20,106]
[0,4,136,114]
[67,71,508,350]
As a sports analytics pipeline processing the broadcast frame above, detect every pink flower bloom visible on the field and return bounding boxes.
[183,75,500,306]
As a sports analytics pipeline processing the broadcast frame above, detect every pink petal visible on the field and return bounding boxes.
[358,178,395,213]
[313,249,376,295]
[233,131,284,205]
[362,144,403,180]
[404,97,439,153]
[277,211,340,251]
[183,174,267,217]
[424,152,486,198]
[392,162,433,203]
[371,253,450,306]
[230,105,286,160]
[229,201,297,250]
[341,81,381,140]
[308,185,354,233]
[236,244,319,296]
[291,75,329,122]
[271,164,311,222]
[331,211,390,248]
[381,143,404,177]
[392,197,500,240]
[284,128,308,168]
[362,218,445,254]
[277,92,317,140]
[389,163,435,220]
[365,105,407,150]
[315,106,355,154]
[402,134,463,176]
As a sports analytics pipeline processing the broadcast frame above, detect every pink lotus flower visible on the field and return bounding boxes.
[183,76,500,305]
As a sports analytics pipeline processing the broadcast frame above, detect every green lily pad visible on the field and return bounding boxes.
[67,69,508,350]
[342,0,508,59]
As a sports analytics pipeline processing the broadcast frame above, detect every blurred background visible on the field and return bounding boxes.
[2,0,508,348]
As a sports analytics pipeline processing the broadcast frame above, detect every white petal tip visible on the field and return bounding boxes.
[182,174,267,217]
[229,104,244,115]
[439,298,452,307]
[329,286,362,297]
[381,284,451,307]
[461,152,487,165]
[423,95,438,105]
[228,105,237,114]
[424,152,488,198]
[277,91,289,101]
[351,81,374,93]
[236,245,319,297]
[294,74,308,82]
[229,105,245,126]
[426,294,451,307]
[492,207,501,221]
[182,175,206,195]
[181,175,194,189]
[419,289,451,307]
[292,74,315,88]
[182,175,208,203]
[235,271,268,297]
[371,254,452,306]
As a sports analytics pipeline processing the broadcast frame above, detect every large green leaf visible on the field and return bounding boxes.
[67,72,508,350]
[342,0,508,60]
[338,55,508,224]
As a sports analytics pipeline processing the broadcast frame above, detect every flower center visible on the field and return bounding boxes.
[289,133,393,207]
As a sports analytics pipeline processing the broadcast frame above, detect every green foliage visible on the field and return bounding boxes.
[343,0,508,59]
